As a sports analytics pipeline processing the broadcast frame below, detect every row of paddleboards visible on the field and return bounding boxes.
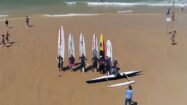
[57,26,141,88]
[58,26,112,61]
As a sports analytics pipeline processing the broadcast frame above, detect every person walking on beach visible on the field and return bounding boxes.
[79,54,87,72]
[181,1,184,11]
[171,30,177,45]
[125,85,133,105]
[5,19,9,28]
[25,16,30,27]
[69,54,75,71]
[57,55,64,72]
[1,34,6,47]
[5,31,10,44]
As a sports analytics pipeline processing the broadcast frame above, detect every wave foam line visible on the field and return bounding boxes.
[43,13,100,17]
[0,15,8,17]
[117,10,133,13]
[65,2,187,7]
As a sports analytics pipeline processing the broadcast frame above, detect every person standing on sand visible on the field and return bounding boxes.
[69,54,75,71]
[5,19,9,28]
[1,34,6,47]
[92,54,98,72]
[57,55,64,71]
[25,16,30,27]
[5,31,10,44]
[125,85,133,105]
[79,54,87,72]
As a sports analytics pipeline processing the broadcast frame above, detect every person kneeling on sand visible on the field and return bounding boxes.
[79,54,87,72]
[125,85,133,105]
[69,54,75,71]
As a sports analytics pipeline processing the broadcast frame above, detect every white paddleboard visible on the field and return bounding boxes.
[106,40,112,61]
[68,33,75,57]
[57,25,65,60]
[109,80,135,88]
[92,34,98,57]
[79,33,86,56]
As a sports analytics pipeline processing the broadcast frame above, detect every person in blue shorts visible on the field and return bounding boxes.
[125,85,133,105]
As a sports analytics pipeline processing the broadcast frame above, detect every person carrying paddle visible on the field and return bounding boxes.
[125,85,133,105]
[69,54,75,71]
[79,54,87,72]
[92,54,98,72]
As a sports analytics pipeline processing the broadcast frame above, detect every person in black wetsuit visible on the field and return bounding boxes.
[69,54,75,71]
[57,55,63,71]
[92,54,98,72]
[105,56,112,75]
[79,54,87,72]
[99,58,105,74]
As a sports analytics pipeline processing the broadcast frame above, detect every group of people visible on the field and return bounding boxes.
[57,52,120,76]
[1,16,31,48]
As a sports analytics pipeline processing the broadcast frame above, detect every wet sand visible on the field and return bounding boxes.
[0,13,187,105]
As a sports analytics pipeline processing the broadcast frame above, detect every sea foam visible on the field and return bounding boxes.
[43,13,100,17]
[65,2,187,7]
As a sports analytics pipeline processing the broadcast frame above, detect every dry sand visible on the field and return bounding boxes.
[0,13,187,105]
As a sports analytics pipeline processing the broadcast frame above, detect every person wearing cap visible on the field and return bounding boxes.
[125,85,133,105]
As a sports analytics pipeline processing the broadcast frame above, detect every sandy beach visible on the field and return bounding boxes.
[0,12,187,105]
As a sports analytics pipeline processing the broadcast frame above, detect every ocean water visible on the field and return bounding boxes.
[0,0,186,17]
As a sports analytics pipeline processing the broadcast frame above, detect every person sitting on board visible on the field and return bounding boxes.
[57,55,64,71]
[105,56,112,75]
[69,54,75,71]
[125,85,133,105]
[92,54,98,72]
[79,54,87,72]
